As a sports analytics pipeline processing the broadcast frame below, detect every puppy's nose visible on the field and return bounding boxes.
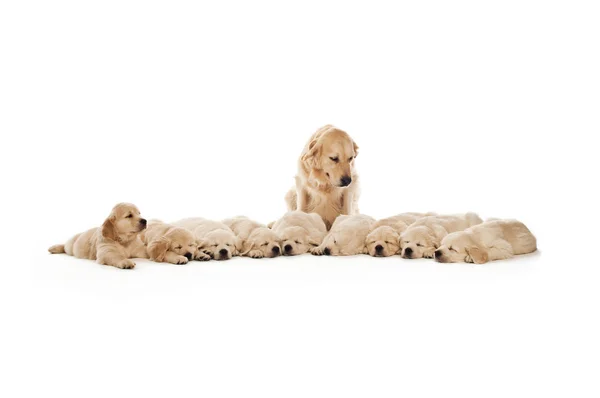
[404,247,413,257]
[219,248,228,256]
[434,250,442,258]
[375,245,384,253]
[323,247,331,256]
[272,246,280,255]
[140,218,147,226]
[340,176,352,187]
[284,244,293,253]
[184,252,192,260]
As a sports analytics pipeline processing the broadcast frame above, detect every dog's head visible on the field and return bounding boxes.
[101,203,147,243]
[147,227,197,262]
[366,226,401,257]
[241,227,281,258]
[302,126,358,188]
[400,225,440,259]
[197,229,241,261]
[435,231,488,264]
[279,226,322,256]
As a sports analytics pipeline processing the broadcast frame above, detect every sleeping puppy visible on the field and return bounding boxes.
[312,214,375,256]
[222,216,281,258]
[140,220,206,264]
[434,219,537,264]
[400,213,483,259]
[48,203,147,269]
[270,211,328,256]
[366,212,436,257]
[173,218,241,261]
[285,125,360,230]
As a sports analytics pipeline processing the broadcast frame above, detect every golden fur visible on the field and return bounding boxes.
[270,211,328,256]
[173,218,242,261]
[400,213,483,259]
[285,125,360,230]
[223,216,281,258]
[312,214,375,256]
[140,220,204,264]
[435,219,537,264]
[366,212,436,257]
[48,203,147,269]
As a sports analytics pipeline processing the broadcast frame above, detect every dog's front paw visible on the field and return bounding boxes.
[194,252,211,261]
[247,250,264,259]
[311,247,324,256]
[464,255,474,263]
[173,255,188,265]
[115,259,136,269]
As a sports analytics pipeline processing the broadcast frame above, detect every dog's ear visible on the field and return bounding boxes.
[430,224,447,243]
[362,245,369,255]
[101,216,118,241]
[353,140,359,157]
[148,237,170,262]
[302,138,321,168]
[240,239,253,256]
[234,236,244,255]
[467,245,489,264]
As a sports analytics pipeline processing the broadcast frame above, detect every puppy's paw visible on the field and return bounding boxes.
[465,255,474,263]
[311,247,324,256]
[115,259,136,269]
[247,250,264,259]
[172,255,188,265]
[194,252,211,261]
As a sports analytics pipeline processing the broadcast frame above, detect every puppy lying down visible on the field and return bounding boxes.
[400,213,483,259]
[223,216,281,258]
[434,219,537,264]
[270,211,328,256]
[366,212,435,257]
[173,218,241,261]
[312,214,375,256]
[48,203,147,269]
[140,220,205,264]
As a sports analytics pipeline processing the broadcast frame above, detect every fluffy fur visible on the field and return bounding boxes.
[223,216,281,258]
[434,219,537,264]
[312,214,375,256]
[366,212,435,257]
[400,213,483,259]
[48,203,147,269]
[140,220,204,264]
[270,211,328,256]
[285,125,360,230]
[173,218,242,261]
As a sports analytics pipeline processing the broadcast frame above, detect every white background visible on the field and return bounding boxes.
[1,1,599,397]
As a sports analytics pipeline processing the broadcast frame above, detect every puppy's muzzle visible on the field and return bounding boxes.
[185,252,193,260]
[139,218,147,230]
[375,245,384,255]
[218,248,229,260]
[284,244,293,254]
[403,247,413,258]
[323,247,331,256]
[272,246,280,256]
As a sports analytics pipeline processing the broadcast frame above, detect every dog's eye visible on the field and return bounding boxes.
[330,156,339,162]
[348,157,354,162]
[262,243,268,247]
[176,245,182,250]
[416,243,423,247]
[295,240,301,244]
[125,214,133,218]
[449,247,456,252]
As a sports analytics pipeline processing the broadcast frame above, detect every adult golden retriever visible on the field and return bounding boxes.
[48,203,147,269]
[285,125,360,230]
[434,219,537,264]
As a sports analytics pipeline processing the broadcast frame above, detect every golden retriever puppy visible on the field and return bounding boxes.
[366,212,436,257]
[48,203,147,269]
[434,220,537,264]
[173,218,241,261]
[222,216,281,259]
[270,211,328,256]
[400,213,483,259]
[312,214,375,256]
[285,125,360,230]
[139,220,204,264]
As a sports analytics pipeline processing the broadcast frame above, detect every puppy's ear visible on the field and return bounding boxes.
[101,216,118,241]
[148,237,170,262]
[430,224,447,242]
[362,245,369,255]
[308,231,325,247]
[240,239,253,256]
[467,246,489,264]
[353,140,359,157]
[234,236,244,255]
[301,139,321,168]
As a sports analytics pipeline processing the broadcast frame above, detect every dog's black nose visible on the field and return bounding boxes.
[404,247,413,257]
[272,246,280,255]
[140,218,147,226]
[375,245,384,253]
[284,244,293,253]
[184,252,192,260]
[323,247,331,255]
[434,250,442,258]
[219,248,228,256]
[340,176,352,187]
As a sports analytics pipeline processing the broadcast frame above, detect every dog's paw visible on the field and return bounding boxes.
[464,255,474,263]
[194,252,211,261]
[310,247,324,256]
[115,259,136,269]
[247,250,264,259]
[173,255,188,265]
